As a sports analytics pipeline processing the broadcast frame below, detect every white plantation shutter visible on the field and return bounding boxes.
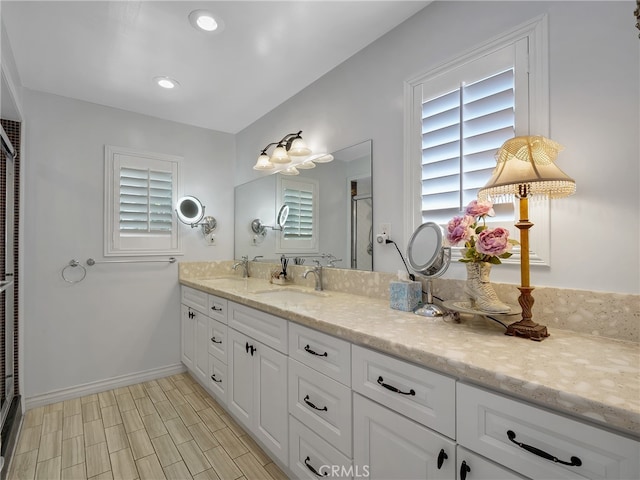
[283,187,313,239]
[105,146,181,256]
[421,47,518,225]
[119,168,173,232]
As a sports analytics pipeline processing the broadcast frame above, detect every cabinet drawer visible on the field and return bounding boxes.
[289,358,352,456]
[289,322,351,386]
[289,416,353,480]
[352,345,456,438]
[457,383,640,480]
[457,446,525,480]
[207,355,227,406]
[208,294,227,323]
[181,286,209,314]
[208,318,227,363]
[228,302,287,354]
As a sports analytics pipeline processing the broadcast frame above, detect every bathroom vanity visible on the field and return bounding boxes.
[179,271,639,479]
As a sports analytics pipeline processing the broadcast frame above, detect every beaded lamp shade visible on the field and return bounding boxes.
[478,136,576,202]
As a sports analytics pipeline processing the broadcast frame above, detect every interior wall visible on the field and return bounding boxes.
[235,1,639,295]
[22,89,235,398]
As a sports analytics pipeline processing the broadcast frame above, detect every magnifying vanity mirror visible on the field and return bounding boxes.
[407,222,451,317]
[251,204,289,235]
[176,196,217,235]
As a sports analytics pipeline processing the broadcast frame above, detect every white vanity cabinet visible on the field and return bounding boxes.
[227,302,289,466]
[457,383,640,480]
[456,446,525,480]
[180,286,228,405]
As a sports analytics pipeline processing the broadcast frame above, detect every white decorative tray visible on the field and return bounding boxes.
[442,300,521,317]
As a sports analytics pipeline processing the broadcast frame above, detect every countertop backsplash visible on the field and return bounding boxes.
[178,261,639,343]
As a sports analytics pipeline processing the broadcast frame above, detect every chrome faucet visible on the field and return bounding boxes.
[303,262,323,291]
[232,255,249,278]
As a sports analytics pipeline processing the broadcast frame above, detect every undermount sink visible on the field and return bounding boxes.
[251,288,328,302]
[205,275,247,282]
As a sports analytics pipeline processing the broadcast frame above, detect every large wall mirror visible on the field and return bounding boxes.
[234,140,373,270]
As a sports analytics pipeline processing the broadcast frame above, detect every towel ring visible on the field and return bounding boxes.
[62,259,87,284]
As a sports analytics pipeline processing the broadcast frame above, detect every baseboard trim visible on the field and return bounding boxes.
[24,363,186,410]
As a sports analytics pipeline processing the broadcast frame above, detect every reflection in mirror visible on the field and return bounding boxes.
[234,140,372,270]
[250,204,290,235]
[407,222,451,317]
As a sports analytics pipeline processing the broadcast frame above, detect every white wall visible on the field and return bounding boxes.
[22,89,235,398]
[235,1,639,294]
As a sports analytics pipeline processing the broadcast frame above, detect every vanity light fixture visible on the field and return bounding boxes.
[154,76,180,89]
[253,131,316,171]
[478,136,576,341]
[280,166,300,176]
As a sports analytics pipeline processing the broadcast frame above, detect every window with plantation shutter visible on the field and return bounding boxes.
[404,16,551,265]
[105,146,181,256]
[277,177,318,253]
[422,67,516,225]
[283,187,313,240]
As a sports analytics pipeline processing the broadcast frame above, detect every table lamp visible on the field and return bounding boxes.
[478,136,576,341]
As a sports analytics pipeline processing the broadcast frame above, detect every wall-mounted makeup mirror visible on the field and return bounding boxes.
[176,196,217,236]
[235,140,372,270]
[250,204,290,235]
[407,222,451,317]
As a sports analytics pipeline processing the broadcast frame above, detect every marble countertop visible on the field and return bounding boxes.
[180,276,640,438]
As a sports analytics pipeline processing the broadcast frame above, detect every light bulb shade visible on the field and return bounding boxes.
[270,146,291,164]
[295,160,316,169]
[280,166,300,176]
[478,136,576,202]
[288,137,312,157]
[253,154,274,170]
[313,153,334,163]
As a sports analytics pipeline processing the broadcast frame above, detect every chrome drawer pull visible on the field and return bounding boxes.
[210,374,222,383]
[507,430,582,467]
[304,344,327,357]
[460,460,471,480]
[211,337,222,344]
[303,395,328,412]
[304,456,327,477]
[377,376,415,396]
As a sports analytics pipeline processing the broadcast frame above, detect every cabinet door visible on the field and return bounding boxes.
[194,310,209,382]
[227,328,254,430]
[353,393,455,480]
[457,446,526,480]
[180,305,195,370]
[254,340,288,466]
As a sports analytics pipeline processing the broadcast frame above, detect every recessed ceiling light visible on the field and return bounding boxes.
[189,10,224,33]
[154,76,180,89]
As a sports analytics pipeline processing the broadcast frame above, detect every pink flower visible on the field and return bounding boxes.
[445,215,475,246]
[465,200,495,218]
[476,227,511,256]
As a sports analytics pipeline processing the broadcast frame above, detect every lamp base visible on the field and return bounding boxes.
[505,286,550,341]
[505,320,549,341]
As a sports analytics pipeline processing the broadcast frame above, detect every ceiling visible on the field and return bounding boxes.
[1,1,429,133]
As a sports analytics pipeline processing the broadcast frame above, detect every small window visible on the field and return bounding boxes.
[277,177,318,253]
[105,145,181,256]
[404,15,550,265]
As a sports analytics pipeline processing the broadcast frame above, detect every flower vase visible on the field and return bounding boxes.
[464,262,510,313]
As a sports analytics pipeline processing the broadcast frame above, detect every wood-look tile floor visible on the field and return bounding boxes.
[8,373,288,480]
